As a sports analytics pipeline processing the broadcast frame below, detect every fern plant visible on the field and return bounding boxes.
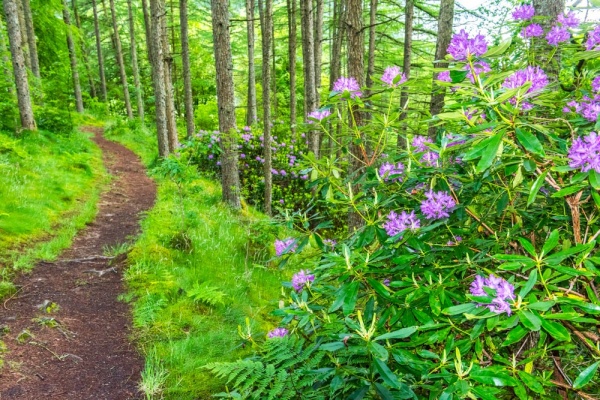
[186,282,226,307]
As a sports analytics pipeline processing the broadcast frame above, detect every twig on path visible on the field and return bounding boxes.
[58,255,115,263]
[84,267,117,276]
[3,282,33,310]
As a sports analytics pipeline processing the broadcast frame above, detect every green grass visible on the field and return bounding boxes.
[106,121,296,399]
[0,128,106,293]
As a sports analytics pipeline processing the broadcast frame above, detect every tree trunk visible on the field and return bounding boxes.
[329,0,344,156]
[398,0,413,148]
[210,0,241,209]
[149,0,169,157]
[287,0,296,137]
[271,16,277,119]
[3,0,35,130]
[63,0,84,113]
[313,0,323,107]
[0,16,14,94]
[258,0,273,214]
[533,0,564,83]
[245,0,257,126]
[91,0,107,102]
[365,0,376,96]
[72,0,97,99]
[109,0,133,118]
[161,4,178,151]
[127,0,144,122]
[141,0,153,61]
[427,0,454,137]
[21,0,38,78]
[300,0,317,156]
[346,0,365,232]
[15,0,28,70]
[180,0,194,138]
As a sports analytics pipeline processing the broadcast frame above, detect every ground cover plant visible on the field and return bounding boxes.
[205,9,600,400]
[105,121,304,399]
[0,128,105,296]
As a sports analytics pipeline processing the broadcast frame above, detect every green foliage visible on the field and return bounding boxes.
[186,282,226,307]
[35,105,74,134]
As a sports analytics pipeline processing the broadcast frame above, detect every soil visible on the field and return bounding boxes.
[0,127,156,399]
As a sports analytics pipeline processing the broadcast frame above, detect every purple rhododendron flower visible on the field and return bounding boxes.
[268,328,289,338]
[291,270,315,291]
[241,133,252,141]
[412,135,433,152]
[275,238,298,256]
[503,66,548,94]
[383,210,420,239]
[469,274,515,315]
[568,132,600,173]
[308,109,332,122]
[420,190,456,220]
[379,162,405,182]
[447,30,488,61]
[381,66,407,87]
[512,4,535,20]
[466,61,491,83]
[333,76,362,98]
[437,71,452,82]
[383,279,390,287]
[546,25,570,46]
[558,12,580,28]
[323,239,337,248]
[521,23,544,38]
[592,76,600,93]
[581,100,600,122]
[586,26,600,51]
[243,126,251,132]
[421,151,439,167]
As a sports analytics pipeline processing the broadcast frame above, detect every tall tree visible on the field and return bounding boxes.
[63,0,84,113]
[0,16,13,93]
[245,0,257,125]
[329,0,345,155]
[300,0,317,156]
[141,0,153,61]
[346,0,365,232]
[161,4,178,151]
[72,0,97,99]
[15,0,28,70]
[286,0,296,136]
[210,0,241,209]
[427,0,454,137]
[180,0,195,138]
[533,0,564,83]
[127,0,144,121]
[21,0,38,78]
[149,0,169,157]
[258,0,273,214]
[398,0,413,148]
[314,0,323,104]
[365,0,377,96]
[109,0,133,118]
[3,0,35,130]
[91,0,107,101]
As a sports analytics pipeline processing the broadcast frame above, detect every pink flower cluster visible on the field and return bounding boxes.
[447,30,488,61]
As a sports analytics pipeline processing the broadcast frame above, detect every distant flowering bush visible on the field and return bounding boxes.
[568,131,600,173]
[267,327,288,338]
[274,238,298,257]
[381,66,406,87]
[469,274,515,315]
[557,11,579,28]
[512,4,534,20]
[546,25,570,46]
[291,270,315,292]
[520,23,543,38]
[307,109,331,122]
[420,190,456,220]
[447,29,488,61]
[378,162,404,182]
[382,210,420,238]
[333,77,362,98]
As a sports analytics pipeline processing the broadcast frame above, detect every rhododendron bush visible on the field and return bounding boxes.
[208,8,600,399]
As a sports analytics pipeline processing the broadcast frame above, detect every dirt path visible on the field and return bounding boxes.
[0,127,156,399]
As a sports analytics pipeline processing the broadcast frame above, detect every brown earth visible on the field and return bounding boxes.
[0,127,156,399]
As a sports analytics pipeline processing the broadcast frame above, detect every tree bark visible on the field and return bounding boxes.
[346,0,365,232]
[300,0,317,157]
[3,0,35,130]
[0,16,14,94]
[398,0,413,148]
[63,0,84,113]
[21,0,38,78]
[15,0,28,70]
[533,0,564,83]
[161,4,178,151]
[72,0,97,99]
[141,0,153,61]
[210,0,241,209]
[180,0,194,137]
[286,0,296,137]
[329,0,344,156]
[127,0,144,122]
[109,0,133,118]
[314,0,323,106]
[149,0,169,157]
[365,0,377,96]
[427,0,454,137]
[258,0,273,214]
[91,0,107,102]
[245,0,257,126]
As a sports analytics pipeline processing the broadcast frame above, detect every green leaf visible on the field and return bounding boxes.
[527,171,548,207]
[515,128,545,157]
[518,237,537,258]
[343,281,360,316]
[476,132,503,173]
[442,303,477,316]
[590,170,600,190]
[437,111,465,121]
[320,342,346,351]
[373,358,401,389]
[368,341,389,361]
[527,301,555,311]
[542,230,560,256]
[484,38,512,57]
[540,319,570,342]
[517,371,545,394]
[502,325,528,346]
[519,310,542,331]
[450,70,468,83]
[347,385,370,400]
[374,326,418,341]
[519,269,537,298]
[573,361,600,389]
[374,383,394,400]
[551,184,586,198]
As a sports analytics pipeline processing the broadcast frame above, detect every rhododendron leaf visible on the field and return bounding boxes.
[476,132,503,173]
[519,269,537,298]
[515,128,545,157]
[449,70,468,83]
[551,184,586,198]
[519,310,542,331]
[517,371,545,394]
[373,359,401,389]
[573,361,600,389]
[502,325,528,346]
[436,111,464,121]
[442,303,476,315]
[483,39,512,57]
[374,326,417,341]
[518,237,536,258]
[541,230,560,256]
[572,50,600,61]
[540,319,570,342]
[343,281,360,316]
[589,170,600,190]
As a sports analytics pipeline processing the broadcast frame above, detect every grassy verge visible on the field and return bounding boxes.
[106,120,294,399]
[0,128,106,296]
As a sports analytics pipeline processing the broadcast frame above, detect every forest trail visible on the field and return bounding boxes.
[0,127,156,399]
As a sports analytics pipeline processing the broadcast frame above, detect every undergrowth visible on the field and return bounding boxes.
[0,128,105,295]
[106,120,297,399]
